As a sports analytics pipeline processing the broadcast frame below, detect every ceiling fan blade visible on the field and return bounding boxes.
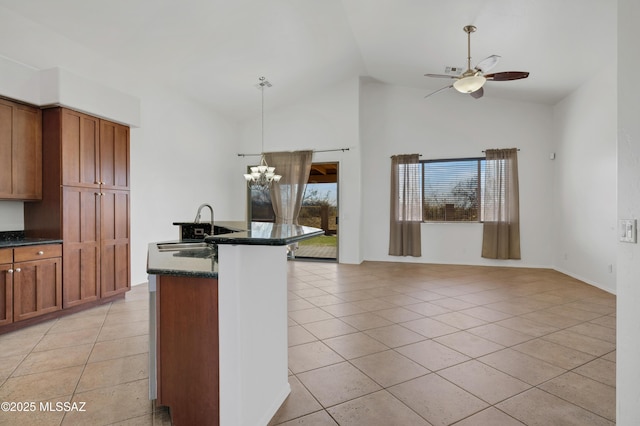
[424,73,457,79]
[485,71,530,81]
[470,87,484,99]
[424,85,453,98]
[474,55,501,73]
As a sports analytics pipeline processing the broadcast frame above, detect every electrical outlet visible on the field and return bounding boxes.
[619,219,637,243]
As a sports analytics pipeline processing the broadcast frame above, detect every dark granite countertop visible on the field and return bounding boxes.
[147,222,323,278]
[204,222,324,246]
[147,240,219,278]
[0,231,62,249]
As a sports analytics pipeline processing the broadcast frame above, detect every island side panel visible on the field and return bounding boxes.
[156,274,219,426]
[218,244,290,426]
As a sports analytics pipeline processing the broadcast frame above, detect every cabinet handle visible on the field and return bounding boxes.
[15,268,21,273]
[7,269,13,274]
[37,251,44,255]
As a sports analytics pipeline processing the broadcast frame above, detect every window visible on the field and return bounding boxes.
[421,158,485,222]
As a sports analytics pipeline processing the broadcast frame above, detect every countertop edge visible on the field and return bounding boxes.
[208,228,324,246]
[0,239,63,248]
[146,267,218,279]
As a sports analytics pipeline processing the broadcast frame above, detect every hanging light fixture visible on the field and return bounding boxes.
[452,25,486,94]
[243,76,282,189]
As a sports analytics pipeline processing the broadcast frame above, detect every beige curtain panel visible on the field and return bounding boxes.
[481,148,521,259]
[264,150,313,225]
[389,154,422,257]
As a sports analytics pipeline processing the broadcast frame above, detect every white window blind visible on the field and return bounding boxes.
[422,158,484,222]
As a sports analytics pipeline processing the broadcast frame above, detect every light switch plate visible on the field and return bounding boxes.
[619,219,637,243]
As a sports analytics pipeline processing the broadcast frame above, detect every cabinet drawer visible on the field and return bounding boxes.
[13,244,62,262]
[0,248,11,264]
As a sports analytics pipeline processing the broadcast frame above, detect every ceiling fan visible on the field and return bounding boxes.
[425,25,529,99]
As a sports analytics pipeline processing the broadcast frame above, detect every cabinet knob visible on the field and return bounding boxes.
[7,269,13,274]
[37,251,44,255]
[14,268,21,273]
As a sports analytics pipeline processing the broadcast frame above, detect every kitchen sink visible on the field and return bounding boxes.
[157,242,211,251]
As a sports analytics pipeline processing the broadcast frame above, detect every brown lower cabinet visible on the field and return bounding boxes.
[156,274,220,426]
[60,187,130,307]
[0,244,62,324]
[61,186,100,307]
[100,189,131,299]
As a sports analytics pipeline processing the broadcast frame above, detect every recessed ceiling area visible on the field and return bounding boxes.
[0,0,616,120]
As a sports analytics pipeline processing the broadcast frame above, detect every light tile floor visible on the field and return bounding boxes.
[274,261,616,426]
[0,284,171,426]
[0,261,616,425]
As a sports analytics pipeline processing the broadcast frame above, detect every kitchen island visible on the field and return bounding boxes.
[147,222,323,426]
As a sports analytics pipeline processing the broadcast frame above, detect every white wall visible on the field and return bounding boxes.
[129,86,240,285]
[0,202,24,231]
[0,8,242,286]
[360,80,555,267]
[617,0,640,422]
[236,77,362,263]
[552,65,618,293]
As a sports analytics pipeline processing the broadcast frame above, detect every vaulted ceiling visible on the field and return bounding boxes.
[0,0,616,120]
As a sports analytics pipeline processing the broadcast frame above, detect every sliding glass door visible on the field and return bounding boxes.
[248,162,338,261]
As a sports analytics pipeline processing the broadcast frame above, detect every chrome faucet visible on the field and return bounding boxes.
[194,203,214,227]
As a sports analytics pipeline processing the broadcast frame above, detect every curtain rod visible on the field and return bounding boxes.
[237,148,350,157]
[389,154,423,158]
[481,148,521,153]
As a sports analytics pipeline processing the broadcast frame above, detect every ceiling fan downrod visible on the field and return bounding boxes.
[463,25,476,74]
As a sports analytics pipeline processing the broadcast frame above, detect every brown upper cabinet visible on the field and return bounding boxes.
[59,108,130,190]
[0,98,42,200]
[100,119,130,190]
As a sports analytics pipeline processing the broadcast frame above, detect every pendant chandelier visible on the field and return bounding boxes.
[243,76,282,189]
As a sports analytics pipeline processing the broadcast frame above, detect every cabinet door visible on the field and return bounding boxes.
[100,120,130,190]
[101,190,130,297]
[61,108,100,188]
[0,100,13,197]
[0,99,42,200]
[62,186,101,307]
[12,104,42,199]
[13,257,62,322]
[0,263,13,326]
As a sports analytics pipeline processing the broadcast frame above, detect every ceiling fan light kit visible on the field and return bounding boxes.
[453,75,486,93]
[424,25,530,99]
